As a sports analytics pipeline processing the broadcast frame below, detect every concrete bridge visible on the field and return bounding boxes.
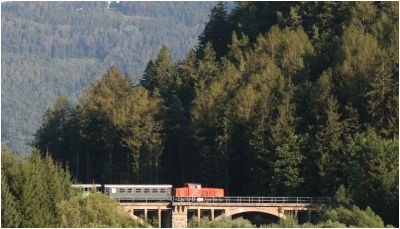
[118,197,330,228]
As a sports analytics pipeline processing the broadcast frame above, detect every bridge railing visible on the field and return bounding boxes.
[172,196,330,204]
[114,196,172,203]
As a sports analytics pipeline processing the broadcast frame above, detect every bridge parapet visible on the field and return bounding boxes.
[173,196,330,205]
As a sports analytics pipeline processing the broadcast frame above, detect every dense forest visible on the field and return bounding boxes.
[0,147,388,227]
[2,1,399,227]
[1,1,220,154]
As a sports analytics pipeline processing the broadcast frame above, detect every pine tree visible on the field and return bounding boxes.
[76,65,133,183]
[227,31,249,70]
[197,1,232,60]
[141,46,174,94]
[114,87,163,183]
[1,172,21,227]
[34,96,73,163]
[366,54,399,138]
[269,77,305,195]
[198,42,219,85]
[315,96,344,195]
[6,150,72,227]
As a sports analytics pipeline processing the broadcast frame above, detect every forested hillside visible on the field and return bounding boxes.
[1,1,218,154]
[7,1,399,227]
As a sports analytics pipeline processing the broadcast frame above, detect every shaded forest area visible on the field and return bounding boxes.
[1,1,218,154]
[1,149,141,228]
[31,2,398,226]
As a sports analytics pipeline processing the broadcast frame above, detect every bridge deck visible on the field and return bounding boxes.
[117,196,329,207]
[173,196,329,204]
[172,202,322,209]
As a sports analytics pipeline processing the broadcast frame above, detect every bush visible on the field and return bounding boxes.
[1,149,140,228]
[188,216,255,228]
[57,192,140,227]
[263,214,299,228]
[323,206,385,227]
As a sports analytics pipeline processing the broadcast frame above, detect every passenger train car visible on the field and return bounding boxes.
[72,183,223,202]
[104,184,172,202]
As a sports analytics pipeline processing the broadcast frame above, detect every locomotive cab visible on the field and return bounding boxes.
[173,183,224,198]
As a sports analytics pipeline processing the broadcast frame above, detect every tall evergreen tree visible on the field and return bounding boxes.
[34,96,73,164]
[269,78,304,195]
[315,96,344,195]
[141,46,174,94]
[1,168,21,227]
[197,2,232,60]
[76,65,133,183]
[344,131,399,226]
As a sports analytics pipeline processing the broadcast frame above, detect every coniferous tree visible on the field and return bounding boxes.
[344,131,399,226]
[5,150,72,227]
[114,87,163,183]
[34,96,74,164]
[315,96,344,195]
[1,171,21,227]
[76,66,133,183]
[141,46,174,94]
[197,2,232,60]
[269,78,304,195]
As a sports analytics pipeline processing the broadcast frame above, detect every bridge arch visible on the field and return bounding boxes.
[215,207,286,220]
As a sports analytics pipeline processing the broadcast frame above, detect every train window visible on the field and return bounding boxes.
[120,188,125,193]
[152,189,158,193]
[144,189,150,193]
[127,188,133,193]
[160,189,166,193]
[135,189,142,193]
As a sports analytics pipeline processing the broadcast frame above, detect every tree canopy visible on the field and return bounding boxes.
[24,1,400,227]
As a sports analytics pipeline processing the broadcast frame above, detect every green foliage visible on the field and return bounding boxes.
[1,173,21,227]
[1,149,72,227]
[1,148,141,227]
[34,66,163,184]
[115,87,163,183]
[343,131,399,226]
[188,216,255,228]
[57,192,140,227]
[334,185,353,208]
[323,206,385,228]
[25,2,399,226]
[264,214,299,228]
[197,2,232,60]
[141,46,174,94]
[315,96,345,195]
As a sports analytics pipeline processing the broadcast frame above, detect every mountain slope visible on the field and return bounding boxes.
[1,1,217,154]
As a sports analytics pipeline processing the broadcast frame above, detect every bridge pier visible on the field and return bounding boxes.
[172,206,187,228]
[158,209,162,228]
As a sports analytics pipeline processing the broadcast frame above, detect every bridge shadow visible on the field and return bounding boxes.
[231,211,280,226]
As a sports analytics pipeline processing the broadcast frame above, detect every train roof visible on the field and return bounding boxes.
[71,184,101,188]
[104,184,172,188]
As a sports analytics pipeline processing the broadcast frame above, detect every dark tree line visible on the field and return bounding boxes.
[34,2,398,226]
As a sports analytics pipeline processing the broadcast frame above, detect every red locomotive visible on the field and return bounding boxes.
[173,183,224,197]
